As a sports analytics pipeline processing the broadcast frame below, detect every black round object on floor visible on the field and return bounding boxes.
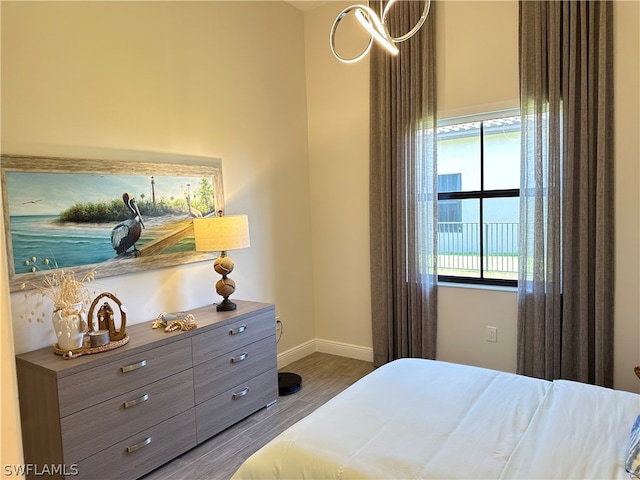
[278,372,302,396]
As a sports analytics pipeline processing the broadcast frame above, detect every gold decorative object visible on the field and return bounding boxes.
[153,312,197,332]
[88,292,127,341]
[54,292,130,359]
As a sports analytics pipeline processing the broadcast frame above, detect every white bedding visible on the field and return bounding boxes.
[232,358,640,480]
[499,379,640,479]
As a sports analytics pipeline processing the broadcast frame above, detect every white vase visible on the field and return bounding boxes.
[53,303,86,350]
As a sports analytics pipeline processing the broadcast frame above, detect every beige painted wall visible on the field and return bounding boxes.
[1,201,23,477]
[3,1,316,354]
[306,1,640,392]
[612,0,640,394]
[1,1,316,465]
[305,3,372,350]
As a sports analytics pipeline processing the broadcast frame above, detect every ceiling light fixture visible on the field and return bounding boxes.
[330,0,431,64]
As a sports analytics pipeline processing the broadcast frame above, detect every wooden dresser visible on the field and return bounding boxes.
[15,300,278,480]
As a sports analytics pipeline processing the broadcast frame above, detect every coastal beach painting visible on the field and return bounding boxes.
[1,154,224,292]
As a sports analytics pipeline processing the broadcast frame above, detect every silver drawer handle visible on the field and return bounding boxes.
[121,359,147,373]
[231,352,248,363]
[232,387,249,399]
[229,325,246,335]
[126,436,151,453]
[123,393,149,409]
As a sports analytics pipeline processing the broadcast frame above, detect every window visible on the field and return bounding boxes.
[437,174,462,233]
[437,112,520,286]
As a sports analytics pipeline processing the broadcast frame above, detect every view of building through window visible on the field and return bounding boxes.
[437,113,520,285]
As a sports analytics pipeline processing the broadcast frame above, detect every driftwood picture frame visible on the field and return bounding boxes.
[1,154,224,292]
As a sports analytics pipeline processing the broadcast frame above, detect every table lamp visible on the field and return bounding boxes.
[193,213,250,311]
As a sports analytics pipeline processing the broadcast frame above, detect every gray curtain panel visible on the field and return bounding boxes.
[518,0,614,386]
[369,0,438,367]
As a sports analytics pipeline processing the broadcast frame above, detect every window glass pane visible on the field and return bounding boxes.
[483,197,519,280]
[483,116,521,190]
[437,173,461,193]
[437,199,479,278]
[437,122,480,192]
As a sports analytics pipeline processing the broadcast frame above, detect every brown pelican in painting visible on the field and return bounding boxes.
[111,192,145,256]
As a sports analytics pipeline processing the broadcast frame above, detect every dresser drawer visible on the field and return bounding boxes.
[192,310,275,366]
[58,338,192,417]
[196,368,277,443]
[61,369,194,464]
[193,335,276,405]
[75,408,196,480]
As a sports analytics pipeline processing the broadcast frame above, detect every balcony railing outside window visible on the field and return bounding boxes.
[438,222,518,280]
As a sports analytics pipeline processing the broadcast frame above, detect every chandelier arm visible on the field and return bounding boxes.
[329,0,431,63]
[330,5,374,64]
[354,6,398,55]
[382,0,431,44]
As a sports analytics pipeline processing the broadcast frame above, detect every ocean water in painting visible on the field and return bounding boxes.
[10,215,116,273]
[9,215,195,274]
[6,169,207,275]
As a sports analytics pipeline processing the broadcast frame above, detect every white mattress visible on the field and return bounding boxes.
[232,358,640,479]
[234,359,608,479]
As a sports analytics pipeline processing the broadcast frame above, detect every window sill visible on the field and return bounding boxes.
[437,280,517,293]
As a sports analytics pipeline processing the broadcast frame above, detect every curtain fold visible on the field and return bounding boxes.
[370,1,437,367]
[517,0,614,386]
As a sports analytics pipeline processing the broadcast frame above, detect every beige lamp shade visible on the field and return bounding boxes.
[194,215,250,312]
[193,215,250,253]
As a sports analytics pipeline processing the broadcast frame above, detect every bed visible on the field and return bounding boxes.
[232,358,640,479]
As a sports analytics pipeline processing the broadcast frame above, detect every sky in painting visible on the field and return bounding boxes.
[7,171,209,216]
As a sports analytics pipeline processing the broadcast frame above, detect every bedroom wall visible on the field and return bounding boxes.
[305,0,640,393]
[1,212,23,479]
[1,1,317,462]
[613,0,640,394]
[2,1,316,353]
[304,2,372,357]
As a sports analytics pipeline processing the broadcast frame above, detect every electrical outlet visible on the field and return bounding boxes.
[486,326,497,343]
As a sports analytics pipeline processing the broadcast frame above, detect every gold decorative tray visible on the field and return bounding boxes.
[53,334,129,359]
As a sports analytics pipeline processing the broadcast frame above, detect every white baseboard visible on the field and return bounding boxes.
[277,339,316,369]
[315,339,374,363]
[277,338,373,369]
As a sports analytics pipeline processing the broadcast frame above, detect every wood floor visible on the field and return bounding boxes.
[142,352,375,480]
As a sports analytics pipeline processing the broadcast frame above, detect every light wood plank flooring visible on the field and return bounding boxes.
[142,352,375,480]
